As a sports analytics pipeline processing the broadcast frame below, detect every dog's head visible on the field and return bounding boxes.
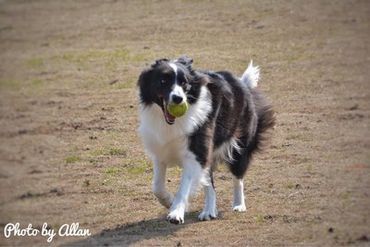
[138,56,208,125]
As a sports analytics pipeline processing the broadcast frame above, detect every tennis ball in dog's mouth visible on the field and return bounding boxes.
[167,101,189,118]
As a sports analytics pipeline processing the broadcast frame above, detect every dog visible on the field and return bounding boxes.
[137,56,275,224]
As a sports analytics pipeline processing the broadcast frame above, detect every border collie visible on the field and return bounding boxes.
[138,56,275,224]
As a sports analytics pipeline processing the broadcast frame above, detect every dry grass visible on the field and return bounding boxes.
[0,0,369,246]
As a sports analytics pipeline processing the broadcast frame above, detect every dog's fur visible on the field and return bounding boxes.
[138,56,275,224]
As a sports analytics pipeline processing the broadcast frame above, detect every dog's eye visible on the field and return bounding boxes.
[160,79,166,84]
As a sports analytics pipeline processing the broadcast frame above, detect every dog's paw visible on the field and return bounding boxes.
[167,209,184,224]
[198,208,218,221]
[232,204,246,212]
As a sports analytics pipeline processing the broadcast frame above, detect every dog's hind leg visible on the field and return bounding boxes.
[152,160,173,209]
[228,139,254,212]
[198,169,218,221]
[232,177,246,212]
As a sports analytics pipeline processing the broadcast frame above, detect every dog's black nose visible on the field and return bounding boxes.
[172,95,183,104]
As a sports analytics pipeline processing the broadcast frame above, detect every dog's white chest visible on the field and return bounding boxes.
[138,86,212,164]
[138,105,189,164]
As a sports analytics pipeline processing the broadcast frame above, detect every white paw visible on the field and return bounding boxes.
[167,208,185,224]
[233,204,246,212]
[198,208,218,221]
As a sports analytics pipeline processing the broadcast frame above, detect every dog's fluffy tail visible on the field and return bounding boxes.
[240,60,260,89]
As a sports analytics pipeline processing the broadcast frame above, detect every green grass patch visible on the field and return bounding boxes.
[59,49,129,63]
[108,147,127,156]
[105,167,122,175]
[127,166,146,175]
[0,77,45,92]
[286,132,311,142]
[0,79,22,90]
[90,146,127,157]
[114,80,136,89]
[125,159,150,175]
[340,191,351,200]
[30,79,43,87]
[54,49,146,67]
[286,182,295,189]
[89,149,105,157]
[26,58,44,69]
[65,155,81,164]
[306,164,313,172]
[51,48,148,77]
[255,214,264,224]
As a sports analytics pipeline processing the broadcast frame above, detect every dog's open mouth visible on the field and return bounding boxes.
[161,98,176,125]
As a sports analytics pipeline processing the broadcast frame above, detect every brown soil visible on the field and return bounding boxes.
[0,0,369,246]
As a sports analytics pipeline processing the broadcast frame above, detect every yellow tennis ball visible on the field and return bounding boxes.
[167,101,189,117]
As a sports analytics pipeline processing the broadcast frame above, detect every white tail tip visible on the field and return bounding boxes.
[240,60,260,89]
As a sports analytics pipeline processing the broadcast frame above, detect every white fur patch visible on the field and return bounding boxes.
[233,177,246,212]
[240,60,260,89]
[152,161,173,208]
[198,184,218,221]
[167,151,205,223]
[138,86,212,165]
[169,63,178,76]
[213,138,241,163]
[170,84,186,104]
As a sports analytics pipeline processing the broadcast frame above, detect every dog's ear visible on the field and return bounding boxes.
[137,68,154,104]
[175,55,193,69]
[151,58,169,68]
[192,71,210,85]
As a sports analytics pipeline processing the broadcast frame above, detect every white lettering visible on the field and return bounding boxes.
[3,222,90,242]
[3,223,39,238]
[58,223,91,237]
[41,223,56,243]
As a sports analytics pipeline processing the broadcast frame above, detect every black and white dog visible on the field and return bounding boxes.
[138,56,275,224]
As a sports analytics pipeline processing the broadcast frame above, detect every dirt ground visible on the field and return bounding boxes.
[0,0,369,246]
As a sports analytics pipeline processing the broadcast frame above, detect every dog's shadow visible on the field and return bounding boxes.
[62,212,206,246]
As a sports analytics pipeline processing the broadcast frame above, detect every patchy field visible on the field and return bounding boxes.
[0,0,369,246]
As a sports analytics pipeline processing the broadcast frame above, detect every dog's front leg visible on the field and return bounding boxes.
[167,154,202,224]
[198,169,218,221]
[152,160,173,209]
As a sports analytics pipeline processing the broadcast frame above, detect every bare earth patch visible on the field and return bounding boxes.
[0,0,369,246]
